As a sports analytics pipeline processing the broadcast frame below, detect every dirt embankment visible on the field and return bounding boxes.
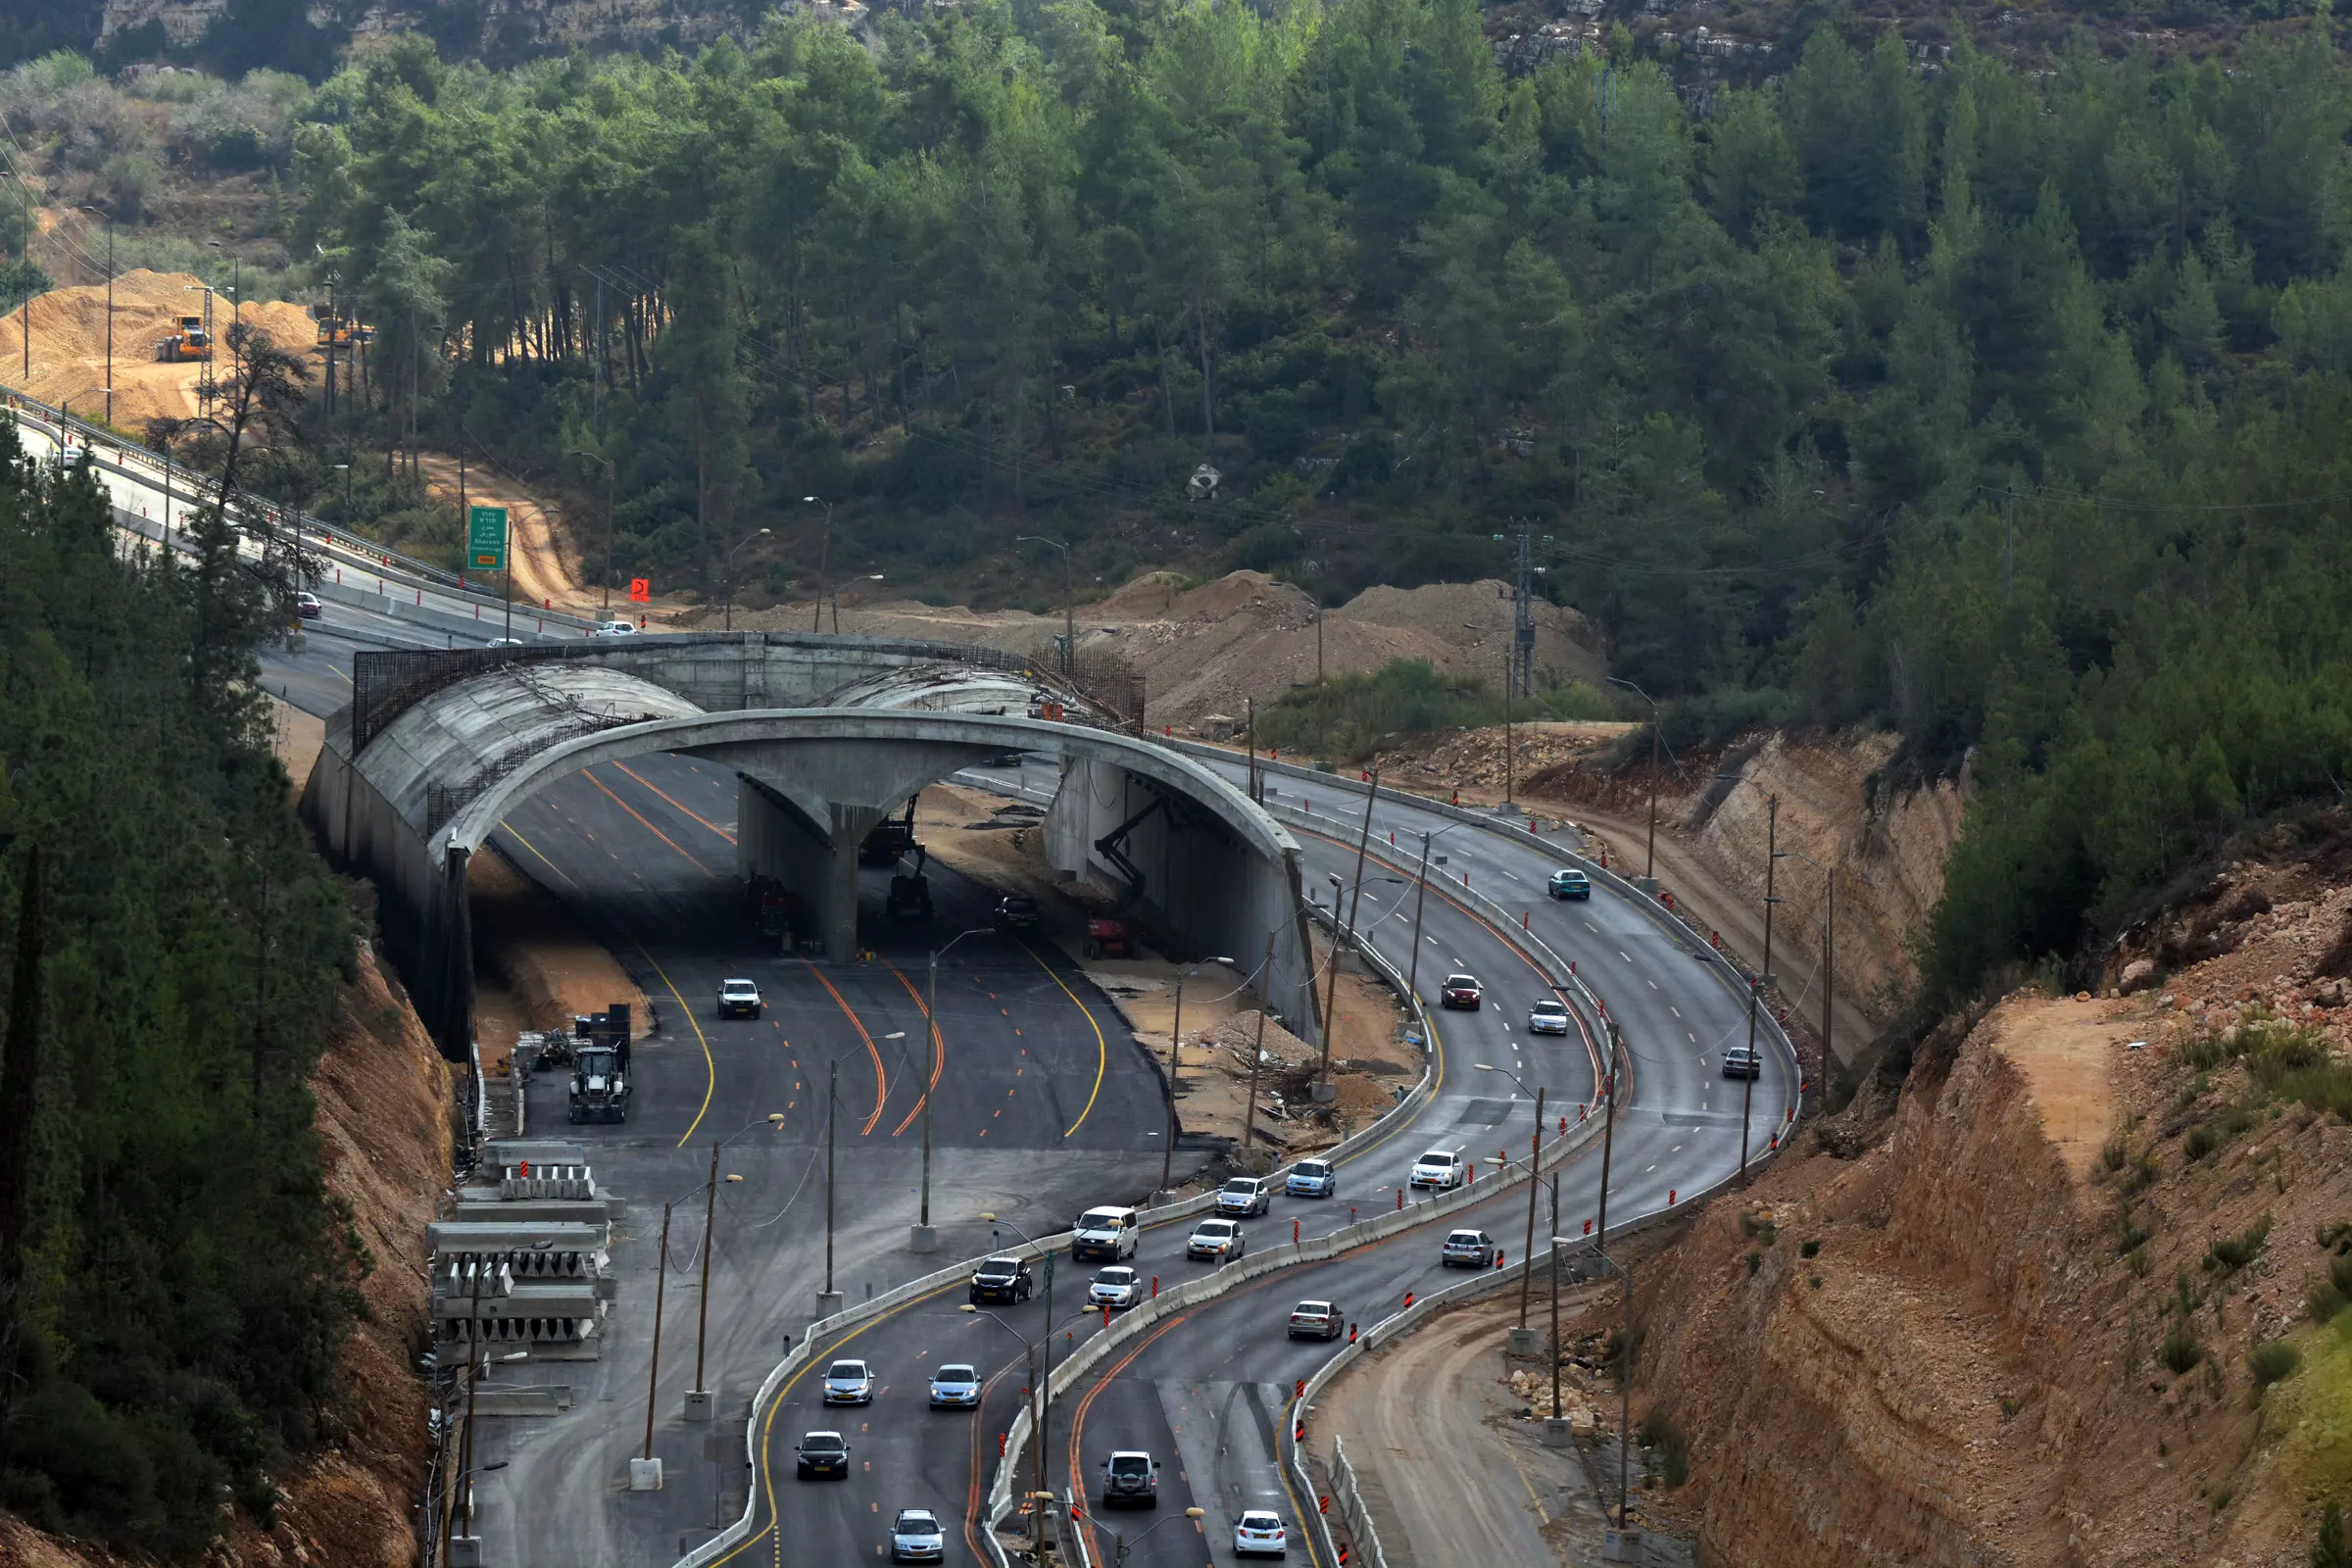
[2,941,456,1568]
[414,453,610,618]
[1593,867,2352,1567]
[690,569,1606,729]
[466,842,653,1072]
[0,269,318,430]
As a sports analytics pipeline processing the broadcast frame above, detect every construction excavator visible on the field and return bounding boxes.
[156,315,212,363]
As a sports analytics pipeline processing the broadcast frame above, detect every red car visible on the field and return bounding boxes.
[1441,974,1482,1009]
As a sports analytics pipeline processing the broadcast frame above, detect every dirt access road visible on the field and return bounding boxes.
[417,452,612,618]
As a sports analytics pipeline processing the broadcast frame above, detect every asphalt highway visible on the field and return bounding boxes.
[939,757,1796,1568]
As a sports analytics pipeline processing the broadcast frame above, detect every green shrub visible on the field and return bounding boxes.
[2185,1102,2257,1161]
[2248,1339,2303,1393]
[2309,1281,2349,1324]
[2314,1500,2348,1568]
[1635,1415,1690,1488]
[2159,1323,2206,1375]
[2102,1134,2131,1172]
[2207,1214,2274,1273]
[2113,1205,2153,1255]
[1740,1213,1778,1245]
[1799,1238,1821,1258]
[2333,1251,2352,1299]
[1744,1250,1762,1276]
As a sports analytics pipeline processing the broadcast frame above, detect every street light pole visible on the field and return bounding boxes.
[1607,677,1663,885]
[804,496,833,631]
[823,1058,840,1316]
[1017,534,1074,678]
[643,1200,670,1463]
[914,928,992,1250]
[1241,931,1275,1158]
[1316,773,1380,1096]
[567,449,616,612]
[723,525,771,632]
[1594,1017,1621,1249]
[692,1142,717,1396]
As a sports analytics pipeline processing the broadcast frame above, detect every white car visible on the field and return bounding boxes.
[822,1358,874,1405]
[1186,1218,1246,1262]
[1216,1176,1272,1217]
[1441,1228,1497,1268]
[1088,1266,1143,1310]
[1234,1509,1288,1557]
[1528,999,1572,1035]
[717,977,762,1018]
[593,618,639,636]
[928,1363,981,1408]
[891,1508,946,1562]
[1408,1149,1465,1191]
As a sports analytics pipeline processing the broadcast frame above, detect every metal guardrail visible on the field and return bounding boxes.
[4,388,499,594]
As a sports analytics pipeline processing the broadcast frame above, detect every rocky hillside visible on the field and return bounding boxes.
[0,941,451,1568]
[1596,829,2352,1568]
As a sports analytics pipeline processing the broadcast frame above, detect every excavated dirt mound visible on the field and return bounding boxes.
[700,568,1604,730]
[0,269,318,430]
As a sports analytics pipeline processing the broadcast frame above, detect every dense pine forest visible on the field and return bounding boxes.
[0,431,365,1552]
[260,10,2352,999]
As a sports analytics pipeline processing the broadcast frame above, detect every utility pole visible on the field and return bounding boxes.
[692,1142,717,1398]
[1606,678,1663,885]
[1547,1174,1562,1433]
[1613,1251,1634,1526]
[1594,1017,1620,1249]
[103,216,113,427]
[1159,968,1190,1198]
[1316,774,1379,1095]
[643,1201,670,1463]
[1739,795,1779,1187]
[1314,599,1326,758]
[1503,636,1514,808]
[1517,1085,1546,1329]
[2002,495,2015,603]
[1404,830,1434,1005]
[1512,524,1535,698]
[1017,535,1075,678]
[1819,871,1834,1101]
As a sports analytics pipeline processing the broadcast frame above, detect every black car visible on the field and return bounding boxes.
[994,894,1042,931]
[795,1431,852,1480]
[969,1254,1036,1304]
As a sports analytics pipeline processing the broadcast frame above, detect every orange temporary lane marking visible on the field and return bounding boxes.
[885,964,942,1138]
[581,767,711,878]
[806,962,890,1135]
[611,759,739,844]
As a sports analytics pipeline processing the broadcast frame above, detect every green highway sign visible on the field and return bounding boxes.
[468,505,509,570]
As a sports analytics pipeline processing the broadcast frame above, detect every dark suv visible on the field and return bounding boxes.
[968,1254,1036,1304]
[994,894,1042,931]
[1101,1450,1158,1508]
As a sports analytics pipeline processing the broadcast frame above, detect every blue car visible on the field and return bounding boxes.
[1285,1158,1337,1199]
[1547,868,1592,901]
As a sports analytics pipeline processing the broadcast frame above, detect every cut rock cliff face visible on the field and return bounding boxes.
[1617,890,2352,1567]
[1527,728,1968,1029]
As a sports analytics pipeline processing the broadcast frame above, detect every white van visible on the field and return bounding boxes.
[1072,1205,1141,1261]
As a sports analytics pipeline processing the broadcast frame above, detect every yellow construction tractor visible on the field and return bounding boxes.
[157,316,212,363]
[313,311,374,349]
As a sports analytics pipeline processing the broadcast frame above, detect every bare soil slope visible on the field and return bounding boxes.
[0,270,318,429]
[1590,848,2352,1568]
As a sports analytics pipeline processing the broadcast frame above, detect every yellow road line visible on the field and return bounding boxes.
[707,1282,961,1568]
[494,820,577,890]
[639,946,717,1149]
[1015,937,1107,1139]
